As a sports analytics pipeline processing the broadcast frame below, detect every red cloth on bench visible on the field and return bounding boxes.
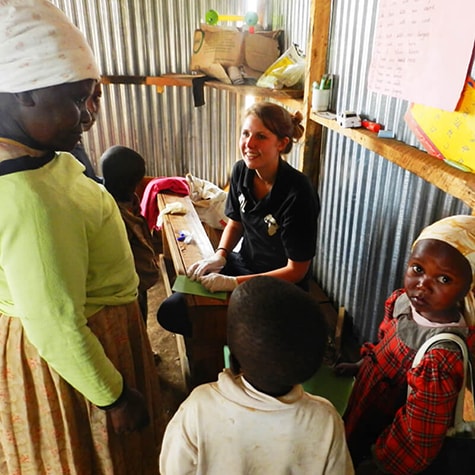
[140,177,189,231]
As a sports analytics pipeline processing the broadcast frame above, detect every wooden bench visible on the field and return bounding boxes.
[157,192,228,389]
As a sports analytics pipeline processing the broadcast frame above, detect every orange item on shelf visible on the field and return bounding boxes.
[361,120,382,132]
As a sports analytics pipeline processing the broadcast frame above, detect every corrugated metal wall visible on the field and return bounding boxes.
[51,0,470,343]
[51,0,310,187]
[315,0,471,342]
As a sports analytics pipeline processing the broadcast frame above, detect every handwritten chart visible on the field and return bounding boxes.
[368,0,475,110]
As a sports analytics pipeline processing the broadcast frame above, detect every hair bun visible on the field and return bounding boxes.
[290,111,304,141]
[291,111,303,124]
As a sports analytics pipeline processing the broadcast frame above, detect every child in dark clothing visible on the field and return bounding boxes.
[100,145,159,323]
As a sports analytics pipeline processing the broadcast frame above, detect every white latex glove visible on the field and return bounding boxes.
[187,254,226,280]
[200,273,238,293]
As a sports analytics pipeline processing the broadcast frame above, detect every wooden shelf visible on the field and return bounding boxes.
[311,111,475,210]
[204,79,304,110]
[101,74,303,111]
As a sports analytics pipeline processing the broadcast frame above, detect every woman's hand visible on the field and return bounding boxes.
[187,254,226,280]
[107,386,150,435]
[200,273,238,292]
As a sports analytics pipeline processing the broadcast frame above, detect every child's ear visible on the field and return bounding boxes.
[229,353,241,375]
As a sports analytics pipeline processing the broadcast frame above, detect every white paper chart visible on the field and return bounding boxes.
[368,0,475,110]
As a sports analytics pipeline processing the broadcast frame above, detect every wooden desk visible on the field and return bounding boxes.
[157,192,228,388]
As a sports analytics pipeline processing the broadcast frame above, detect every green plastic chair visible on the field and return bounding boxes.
[302,365,354,416]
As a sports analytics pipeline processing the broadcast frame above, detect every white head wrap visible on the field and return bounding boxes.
[414,215,475,325]
[0,0,100,93]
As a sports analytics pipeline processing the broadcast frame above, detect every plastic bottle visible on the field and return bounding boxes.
[227,66,245,85]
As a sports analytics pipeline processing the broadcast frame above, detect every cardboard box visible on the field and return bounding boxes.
[191,24,283,85]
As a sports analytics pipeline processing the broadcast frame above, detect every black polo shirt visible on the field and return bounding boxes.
[225,158,320,274]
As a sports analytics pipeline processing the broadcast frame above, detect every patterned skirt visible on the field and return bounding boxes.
[0,301,164,475]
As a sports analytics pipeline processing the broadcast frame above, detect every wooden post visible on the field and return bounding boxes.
[301,0,332,188]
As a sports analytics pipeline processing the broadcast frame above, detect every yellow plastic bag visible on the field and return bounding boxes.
[256,44,305,90]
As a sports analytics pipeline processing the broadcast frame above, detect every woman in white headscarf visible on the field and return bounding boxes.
[0,2,163,473]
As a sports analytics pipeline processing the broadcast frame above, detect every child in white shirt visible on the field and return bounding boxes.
[160,275,354,475]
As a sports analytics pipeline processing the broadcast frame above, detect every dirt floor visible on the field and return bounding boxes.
[146,281,189,424]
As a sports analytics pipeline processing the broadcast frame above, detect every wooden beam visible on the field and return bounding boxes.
[301,0,332,183]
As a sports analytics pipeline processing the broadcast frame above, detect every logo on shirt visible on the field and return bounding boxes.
[238,193,246,213]
[264,214,279,236]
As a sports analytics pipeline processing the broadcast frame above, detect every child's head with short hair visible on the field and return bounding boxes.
[405,215,475,325]
[227,276,328,396]
[100,145,146,202]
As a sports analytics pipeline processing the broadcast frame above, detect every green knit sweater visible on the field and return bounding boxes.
[0,152,139,406]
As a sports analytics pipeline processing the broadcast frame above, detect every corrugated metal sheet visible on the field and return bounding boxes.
[49,0,470,343]
[272,0,311,52]
[315,0,470,341]
[51,0,310,186]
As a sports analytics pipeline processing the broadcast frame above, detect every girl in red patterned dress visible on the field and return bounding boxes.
[335,215,475,474]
